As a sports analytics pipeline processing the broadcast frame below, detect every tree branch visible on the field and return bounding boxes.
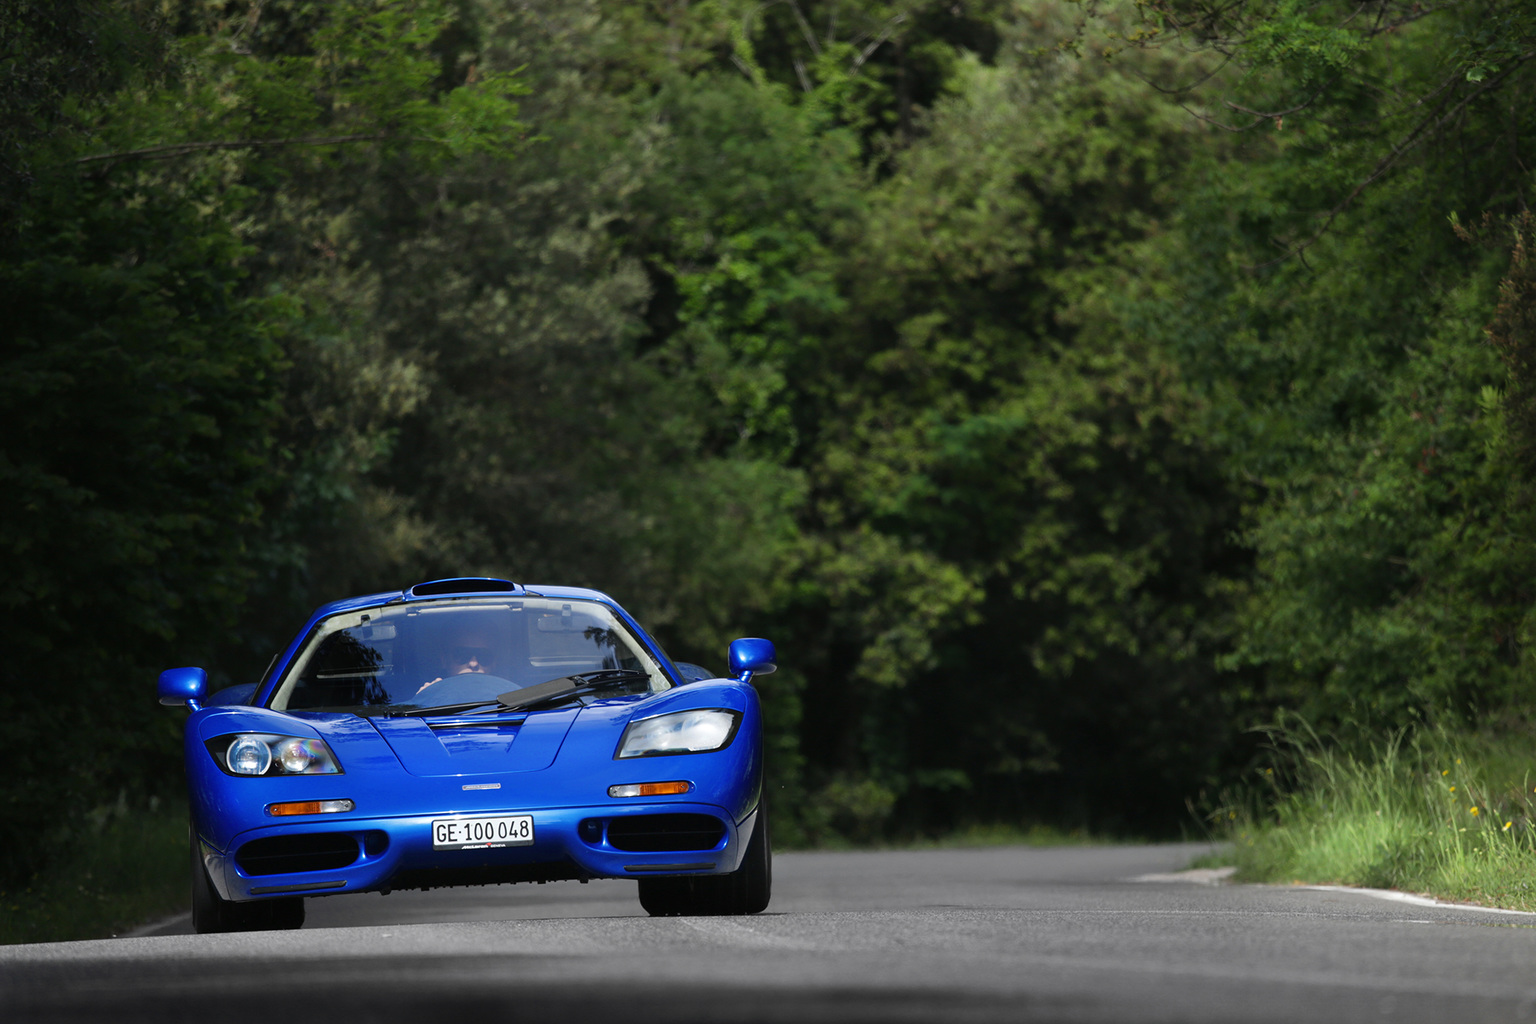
[73,133,397,165]
[793,56,814,93]
[787,1,821,56]
[1253,48,1536,270]
[852,14,906,73]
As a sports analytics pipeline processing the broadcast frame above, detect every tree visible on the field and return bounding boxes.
[1117,0,1536,730]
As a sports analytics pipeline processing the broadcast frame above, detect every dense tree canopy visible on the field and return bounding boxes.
[4,0,1535,880]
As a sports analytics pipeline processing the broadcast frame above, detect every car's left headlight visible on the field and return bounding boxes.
[206,734,343,776]
[616,709,741,758]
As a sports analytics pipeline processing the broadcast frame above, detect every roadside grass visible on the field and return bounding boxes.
[0,801,188,945]
[1209,720,1536,911]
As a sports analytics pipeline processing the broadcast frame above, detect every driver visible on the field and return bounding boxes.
[415,621,504,695]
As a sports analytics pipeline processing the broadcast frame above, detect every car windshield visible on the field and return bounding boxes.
[269,597,671,713]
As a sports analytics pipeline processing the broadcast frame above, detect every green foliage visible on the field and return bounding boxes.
[76,0,527,167]
[10,0,1536,888]
[0,0,533,885]
[739,0,1008,147]
[634,69,860,456]
[0,798,188,944]
[1241,1,1366,89]
[0,156,292,882]
[1485,214,1536,466]
[777,14,1248,834]
[0,0,169,214]
[1125,0,1536,735]
[1218,718,1536,909]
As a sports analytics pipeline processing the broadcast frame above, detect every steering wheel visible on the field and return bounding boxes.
[405,672,519,707]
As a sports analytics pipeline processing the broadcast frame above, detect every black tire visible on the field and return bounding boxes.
[261,894,307,930]
[638,805,771,917]
[191,832,305,933]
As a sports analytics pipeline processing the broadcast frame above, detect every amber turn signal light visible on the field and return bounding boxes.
[607,781,691,798]
[266,799,355,816]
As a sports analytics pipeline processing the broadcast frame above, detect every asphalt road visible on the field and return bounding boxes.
[5,842,1536,1023]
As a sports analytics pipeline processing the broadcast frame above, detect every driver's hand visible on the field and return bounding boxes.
[415,677,444,695]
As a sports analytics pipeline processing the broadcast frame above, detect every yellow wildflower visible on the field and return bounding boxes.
[1450,786,1456,793]
[1470,807,1480,816]
[1504,821,1514,831]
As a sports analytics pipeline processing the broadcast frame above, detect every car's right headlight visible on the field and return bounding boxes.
[206,734,343,776]
[615,709,741,758]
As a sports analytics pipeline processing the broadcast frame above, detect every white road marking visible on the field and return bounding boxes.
[1130,865,1536,917]
[1300,884,1536,917]
[1129,866,1237,884]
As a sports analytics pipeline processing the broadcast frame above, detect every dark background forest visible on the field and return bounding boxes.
[4,0,1535,887]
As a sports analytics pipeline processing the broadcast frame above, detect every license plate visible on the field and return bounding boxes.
[432,814,534,850]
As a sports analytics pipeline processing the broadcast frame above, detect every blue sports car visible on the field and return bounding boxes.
[158,577,775,932]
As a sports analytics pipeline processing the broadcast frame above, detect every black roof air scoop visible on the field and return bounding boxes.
[407,577,521,597]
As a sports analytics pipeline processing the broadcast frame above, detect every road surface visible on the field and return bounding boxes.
[5,843,1536,1022]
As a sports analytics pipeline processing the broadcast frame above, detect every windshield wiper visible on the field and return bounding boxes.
[497,669,651,711]
[384,669,650,718]
[384,698,510,718]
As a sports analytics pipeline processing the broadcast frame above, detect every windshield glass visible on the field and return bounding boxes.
[269,597,670,713]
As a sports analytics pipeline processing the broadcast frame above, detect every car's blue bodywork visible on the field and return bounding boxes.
[160,578,774,930]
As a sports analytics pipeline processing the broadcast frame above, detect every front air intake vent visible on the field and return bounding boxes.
[408,577,520,597]
[236,833,360,876]
[607,814,727,852]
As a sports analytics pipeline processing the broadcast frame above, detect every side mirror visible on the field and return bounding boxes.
[727,638,776,684]
[159,666,208,710]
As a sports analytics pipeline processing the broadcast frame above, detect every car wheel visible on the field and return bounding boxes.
[190,832,305,933]
[261,894,307,930]
[638,804,771,917]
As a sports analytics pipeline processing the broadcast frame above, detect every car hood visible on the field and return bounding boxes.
[366,706,583,777]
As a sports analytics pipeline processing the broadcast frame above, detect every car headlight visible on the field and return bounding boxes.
[616,709,741,759]
[206,734,343,776]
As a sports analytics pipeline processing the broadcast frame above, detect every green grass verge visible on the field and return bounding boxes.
[1210,720,1536,910]
[0,801,189,945]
